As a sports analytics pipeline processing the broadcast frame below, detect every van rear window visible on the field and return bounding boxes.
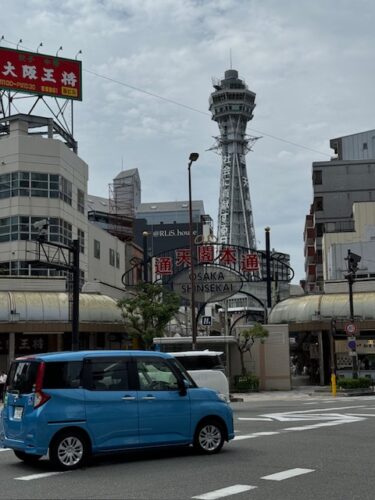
[7,361,38,394]
[176,355,224,371]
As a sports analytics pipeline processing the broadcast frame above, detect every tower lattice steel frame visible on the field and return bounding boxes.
[209,69,260,249]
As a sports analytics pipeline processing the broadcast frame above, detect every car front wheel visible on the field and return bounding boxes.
[194,420,224,454]
[50,430,89,470]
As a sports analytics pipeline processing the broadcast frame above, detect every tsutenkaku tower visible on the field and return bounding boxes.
[209,69,258,249]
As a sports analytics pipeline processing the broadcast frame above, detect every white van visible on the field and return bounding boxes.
[171,351,230,402]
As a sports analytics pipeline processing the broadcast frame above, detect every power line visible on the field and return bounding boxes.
[1,36,330,157]
[84,68,330,158]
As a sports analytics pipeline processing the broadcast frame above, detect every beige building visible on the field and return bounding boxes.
[0,114,141,367]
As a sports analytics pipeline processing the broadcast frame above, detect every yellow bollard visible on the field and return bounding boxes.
[331,373,337,396]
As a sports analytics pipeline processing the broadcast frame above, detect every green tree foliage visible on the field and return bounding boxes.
[117,282,180,350]
[234,322,269,376]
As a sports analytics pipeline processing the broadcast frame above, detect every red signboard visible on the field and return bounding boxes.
[0,46,82,100]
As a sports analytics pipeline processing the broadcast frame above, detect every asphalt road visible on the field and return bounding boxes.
[1,393,375,499]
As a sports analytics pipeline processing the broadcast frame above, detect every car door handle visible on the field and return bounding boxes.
[141,396,156,400]
[122,396,136,400]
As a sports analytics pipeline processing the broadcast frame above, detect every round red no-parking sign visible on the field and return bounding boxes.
[344,322,358,336]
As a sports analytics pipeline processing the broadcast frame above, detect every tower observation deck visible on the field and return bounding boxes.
[209,69,258,249]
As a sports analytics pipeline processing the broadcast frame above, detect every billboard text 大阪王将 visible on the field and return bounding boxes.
[0,46,82,101]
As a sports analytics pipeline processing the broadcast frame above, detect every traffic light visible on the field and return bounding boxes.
[347,250,361,273]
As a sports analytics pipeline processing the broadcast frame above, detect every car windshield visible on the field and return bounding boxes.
[7,361,38,394]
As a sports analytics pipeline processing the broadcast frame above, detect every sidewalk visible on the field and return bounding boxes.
[230,385,375,402]
[230,385,330,402]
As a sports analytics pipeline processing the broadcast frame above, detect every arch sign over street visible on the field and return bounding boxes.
[149,243,293,303]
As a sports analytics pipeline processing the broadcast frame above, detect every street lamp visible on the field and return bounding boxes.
[188,152,199,350]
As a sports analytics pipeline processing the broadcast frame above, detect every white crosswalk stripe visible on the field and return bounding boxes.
[262,468,314,481]
[192,484,257,499]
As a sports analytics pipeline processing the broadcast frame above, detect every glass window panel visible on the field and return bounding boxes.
[31,181,48,189]
[31,190,48,197]
[87,359,130,391]
[136,359,179,391]
[31,173,48,181]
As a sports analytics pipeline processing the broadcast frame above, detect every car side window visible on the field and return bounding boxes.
[43,361,82,389]
[136,359,179,391]
[86,359,130,391]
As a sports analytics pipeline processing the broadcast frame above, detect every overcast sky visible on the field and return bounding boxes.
[3,0,375,282]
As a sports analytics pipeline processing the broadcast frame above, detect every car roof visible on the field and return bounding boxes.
[170,350,223,357]
[15,350,174,362]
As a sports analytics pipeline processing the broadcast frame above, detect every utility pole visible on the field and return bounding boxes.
[345,249,361,379]
[265,227,272,312]
[33,219,81,351]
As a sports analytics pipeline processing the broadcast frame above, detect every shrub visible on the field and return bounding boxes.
[235,374,260,392]
[337,377,372,390]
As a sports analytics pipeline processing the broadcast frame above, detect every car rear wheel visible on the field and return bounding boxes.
[194,420,224,454]
[50,430,89,470]
[13,450,42,464]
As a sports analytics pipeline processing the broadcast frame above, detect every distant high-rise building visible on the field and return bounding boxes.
[304,130,375,292]
[209,69,257,248]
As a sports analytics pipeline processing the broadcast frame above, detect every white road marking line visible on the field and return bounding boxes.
[238,417,273,421]
[192,484,257,499]
[262,468,314,481]
[15,471,70,481]
[283,418,362,431]
[347,413,375,417]
[0,448,11,452]
[234,431,279,441]
[234,434,258,440]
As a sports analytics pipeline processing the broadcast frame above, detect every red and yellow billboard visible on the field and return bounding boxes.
[0,47,82,101]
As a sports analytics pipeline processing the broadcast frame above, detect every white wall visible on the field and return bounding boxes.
[323,202,375,280]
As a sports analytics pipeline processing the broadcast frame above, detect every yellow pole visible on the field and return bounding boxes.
[331,373,337,396]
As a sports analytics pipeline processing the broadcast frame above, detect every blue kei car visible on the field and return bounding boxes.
[2,350,234,470]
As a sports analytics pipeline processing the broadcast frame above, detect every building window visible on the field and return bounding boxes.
[313,196,323,211]
[363,142,368,150]
[78,229,85,254]
[0,172,72,204]
[116,251,120,269]
[313,170,322,185]
[0,215,72,247]
[109,248,115,267]
[94,239,100,259]
[60,177,72,205]
[316,249,323,264]
[77,189,85,214]
[315,223,324,237]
